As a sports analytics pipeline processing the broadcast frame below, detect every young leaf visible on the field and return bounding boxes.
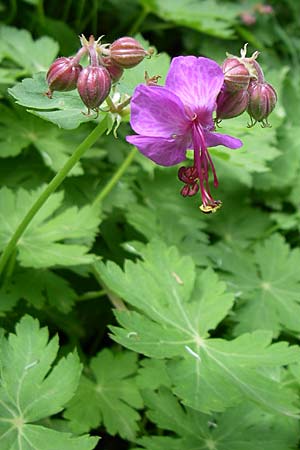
[64,349,143,440]
[134,388,299,450]
[96,240,300,416]
[0,187,101,268]
[0,315,98,450]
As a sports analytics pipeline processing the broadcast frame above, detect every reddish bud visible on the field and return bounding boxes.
[180,185,190,197]
[101,56,124,82]
[110,37,147,69]
[255,3,274,15]
[216,86,249,120]
[77,65,111,111]
[247,81,277,126]
[240,11,256,26]
[222,57,250,92]
[46,57,82,97]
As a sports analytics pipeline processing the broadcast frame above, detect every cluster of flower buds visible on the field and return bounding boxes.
[216,44,277,128]
[46,35,149,114]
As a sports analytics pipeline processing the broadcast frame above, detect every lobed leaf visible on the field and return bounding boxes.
[0,187,101,268]
[64,349,143,440]
[0,315,98,450]
[96,240,300,415]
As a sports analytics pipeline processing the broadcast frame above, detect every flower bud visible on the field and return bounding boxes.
[247,81,277,126]
[77,65,111,112]
[239,11,256,26]
[101,56,124,82]
[222,57,250,92]
[244,57,264,83]
[216,87,249,121]
[46,57,82,98]
[109,37,147,69]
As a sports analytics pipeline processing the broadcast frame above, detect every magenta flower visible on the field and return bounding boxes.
[126,56,243,212]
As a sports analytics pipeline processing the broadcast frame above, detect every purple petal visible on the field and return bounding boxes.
[166,56,224,118]
[204,131,243,149]
[126,135,188,166]
[129,84,189,137]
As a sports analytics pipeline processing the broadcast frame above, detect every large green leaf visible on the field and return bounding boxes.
[96,240,300,416]
[214,234,300,337]
[0,25,58,75]
[0,315,98,450]
[142,0,241,38]
[134,388,299,450]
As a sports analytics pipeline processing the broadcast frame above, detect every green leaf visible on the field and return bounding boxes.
[213,113,281,187]
[9,72,107,129]
[0,105,85,175]
[0,25,58,74]
[1,268,77,313]
[201,178,272,247]
[126,168,210,266]
[96,240,300,416]
[64,349,143,440]
[144,0,241,38]
[137,359,171,391]
[0,187,101,268]
[135,388,299,450]
[217,234,300,337]
[0,315,98,450]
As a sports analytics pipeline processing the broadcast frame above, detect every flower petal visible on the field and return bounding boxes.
[204,131,243,149]
[126,135,188,166]
[166,56,224,118]
[129,85,189,137]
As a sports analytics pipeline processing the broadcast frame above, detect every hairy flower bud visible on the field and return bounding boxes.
[101,56,124,82]
[247,81,277,127]
[46,57,82,97]
[77,65,111,112]
[222,57,250,92]
[216,87,249,121]
[109,37,147,69]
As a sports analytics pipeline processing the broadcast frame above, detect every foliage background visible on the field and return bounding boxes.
[1,0,300,449]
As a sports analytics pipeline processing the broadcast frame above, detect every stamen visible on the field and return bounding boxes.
[192,122,221,211]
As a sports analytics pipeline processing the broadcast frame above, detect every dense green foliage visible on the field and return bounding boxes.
[1,0,300,449]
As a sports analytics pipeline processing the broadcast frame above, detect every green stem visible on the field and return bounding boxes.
[62,0,72,21]
[92,146,137,206]
[76,289,106,301]
[92,265,127,310]
[128,5,150,36]
[4,248,17,281]
[5,0,17,24]
[37,0,45,26]
[0,118,108,278]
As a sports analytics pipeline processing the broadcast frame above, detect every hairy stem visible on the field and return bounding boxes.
[0,118,108,277]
